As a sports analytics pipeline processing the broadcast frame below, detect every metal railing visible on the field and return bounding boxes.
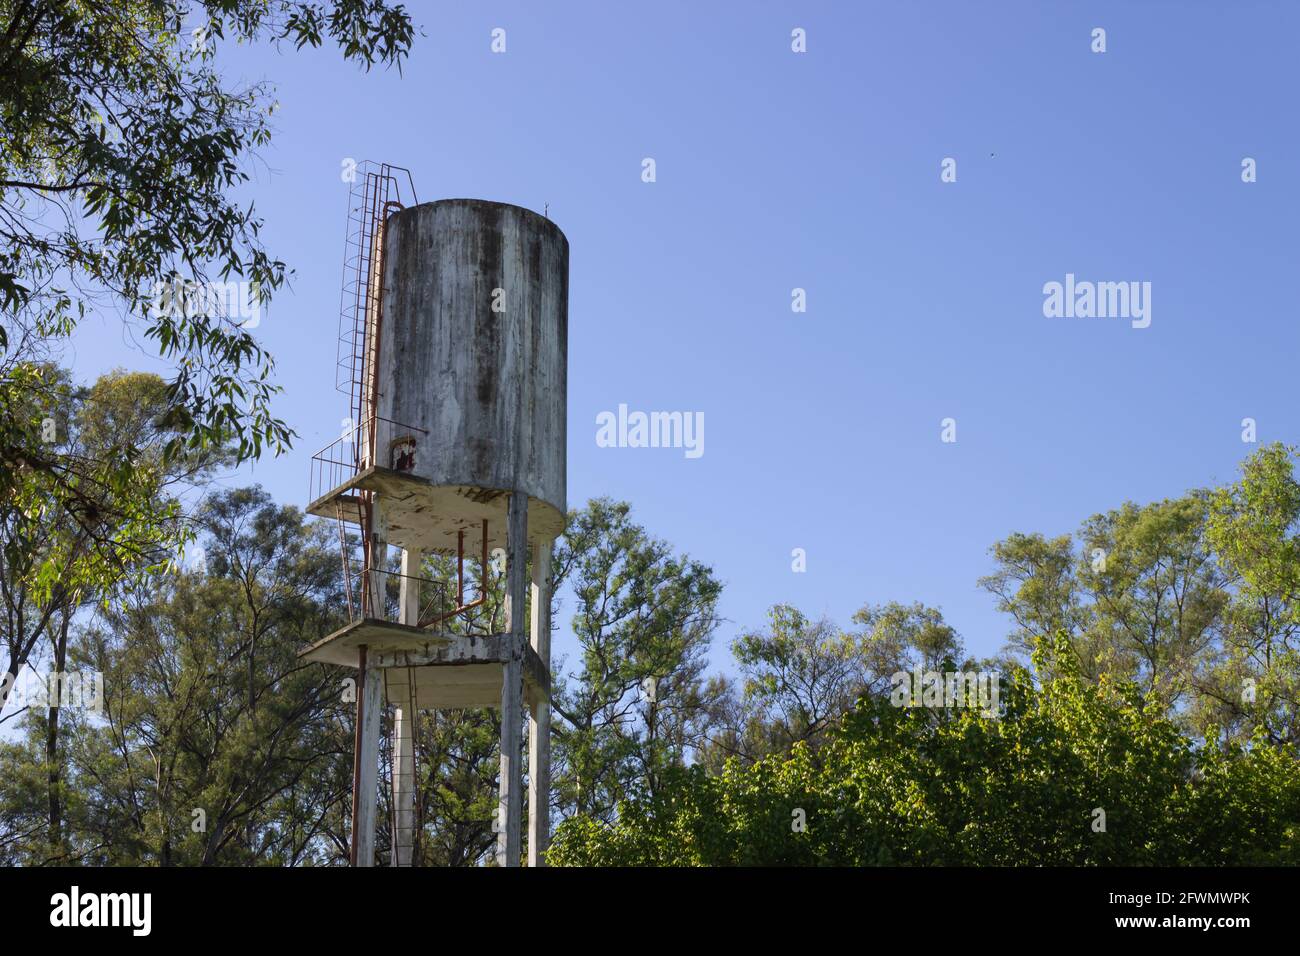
[321,160,453,632]
[308,413,429,504]
[344,565,450,626]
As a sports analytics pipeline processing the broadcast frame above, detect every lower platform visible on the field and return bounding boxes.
[298,618,451,667]
[300,619,550,710]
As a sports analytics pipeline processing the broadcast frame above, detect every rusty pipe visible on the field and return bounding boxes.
[423,519,490,627]
[364,199,404,469]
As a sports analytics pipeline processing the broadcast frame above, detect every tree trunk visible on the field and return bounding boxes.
[45,607,69,859]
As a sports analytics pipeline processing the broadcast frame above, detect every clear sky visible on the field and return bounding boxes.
[67,0,1300,669]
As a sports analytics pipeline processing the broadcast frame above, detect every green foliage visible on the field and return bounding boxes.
[731,605,864,742]
[1204,443,1300,745]
[404,708,501,867]
[704,601,969,770]
[0,0,414,601]
[550,498,723,821]
[551,634,1300,866]
[0,367,211,742]
[0,367,182,605]
[0,486,352,865]
[9,444,1300,867]
[981,443,1300,746]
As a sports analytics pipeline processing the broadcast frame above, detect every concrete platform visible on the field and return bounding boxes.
[301,623,550,710]
[298,618,453,667]
[306,466,564,555]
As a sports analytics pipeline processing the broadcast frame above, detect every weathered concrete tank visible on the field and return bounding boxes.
[368,199,568,554]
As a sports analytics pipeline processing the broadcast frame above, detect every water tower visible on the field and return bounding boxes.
[303,164,567,867]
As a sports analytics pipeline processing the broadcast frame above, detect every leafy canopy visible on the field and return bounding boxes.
[0,0,414,597]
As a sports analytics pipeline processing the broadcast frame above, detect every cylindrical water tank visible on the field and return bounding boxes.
[371,199,568,552]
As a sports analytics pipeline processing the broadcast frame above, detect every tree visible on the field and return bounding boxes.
[548,499,723,822]
[1,0,415,600]
[852,600,965,676]
[982,492,1228,718]
[1203,442,1300,745]
[978,455,1300,745]
[0,368,219,860]
[729,605,862,750]
[0,486,352,865]
[979,532,1082,658]
[700,601,965,770]
[401,708,501,867]
[1,368,189,649]
[1076,493,1225,706]
[550,634,1300,867]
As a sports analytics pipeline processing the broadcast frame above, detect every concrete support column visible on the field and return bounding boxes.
[497,491,528,867]
[353,497,386,867]
[528,538,553,867]
[390,548,422,867]
[354,645,383,867]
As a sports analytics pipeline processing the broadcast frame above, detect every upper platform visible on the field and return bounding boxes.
[306,464,564,554]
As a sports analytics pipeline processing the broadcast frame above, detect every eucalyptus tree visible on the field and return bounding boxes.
[1,0,415,602]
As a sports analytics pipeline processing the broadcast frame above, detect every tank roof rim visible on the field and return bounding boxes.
[394,198,568,245]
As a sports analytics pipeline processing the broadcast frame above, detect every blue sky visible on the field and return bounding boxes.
[70,0,1300,669]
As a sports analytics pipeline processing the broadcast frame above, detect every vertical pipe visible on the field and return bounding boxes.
[391,548,422,866]
[354,497,387,866]
[457,528,464,606]
[389,677,415,867]
[528,538,553,866]
[497,491,528,867]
